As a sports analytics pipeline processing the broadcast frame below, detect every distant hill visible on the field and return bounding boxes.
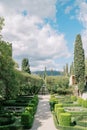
[33,70,62,76]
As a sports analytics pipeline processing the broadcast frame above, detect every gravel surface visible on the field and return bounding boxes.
[30,95,57,130]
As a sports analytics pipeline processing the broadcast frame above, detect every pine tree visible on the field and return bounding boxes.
[22,58,31,74]
[74,34,85,84]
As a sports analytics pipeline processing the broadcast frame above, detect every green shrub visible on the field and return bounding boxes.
[82,99,87,108]
[57,88,72,95]
[77,98,83,106]
[59,113,71,126]
[77,120,87,127]
[28,103,37,114]
[0,114,15,126]
[49,97,58,111]
[21,112,33,129]
[54,104,63,113]
[71,96,77,102]
[0,126,10,130]
[56,107,65,120]
[25,107,34,115]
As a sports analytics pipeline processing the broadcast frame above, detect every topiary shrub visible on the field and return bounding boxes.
[56,107,65,120]
[59,113,71,126]
[82,99,87,108]
[21,112,33,129]
[54,104,63,114]
[77,97,83,106]
[25,107,34,115]
[71,96,77,102]
[49,97,58,111]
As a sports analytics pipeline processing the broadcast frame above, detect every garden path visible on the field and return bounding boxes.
[30,95,57,130]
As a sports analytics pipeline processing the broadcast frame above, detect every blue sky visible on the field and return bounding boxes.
[1,0,87,71]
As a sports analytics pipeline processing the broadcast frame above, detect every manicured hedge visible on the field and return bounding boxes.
[25,107,34,115]
[59,113,71,126]
[52,111,87,130]
[52,95,87,130]
[54,104,63,114]
[82,99,87,108]
[77,121,87,127]
[56,108,65,120]
[77,98,83,106]
[0,124,22,130]
[21,112,33,129]
[71,96,77,102]
[49,97,58,111]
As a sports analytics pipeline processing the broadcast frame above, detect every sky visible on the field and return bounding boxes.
[0,0,87,72]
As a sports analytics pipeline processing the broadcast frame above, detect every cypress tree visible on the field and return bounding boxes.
[65,63,68,76]
[74,34,85,84]
[22,58,31,74]
[70,62,74,75]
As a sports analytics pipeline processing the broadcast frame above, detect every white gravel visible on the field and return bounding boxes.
[30,95,57,130]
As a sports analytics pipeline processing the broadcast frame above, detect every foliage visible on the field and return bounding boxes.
[71,96,77,102]
[56,107,65,119]
[0,41,17,99]
[74,34,85,85]
[46,76,69,94]
[15,70,43,96]
[22,58,31,74]
[21,112,33,128]
[78,81,85,94]
[25,107,34,115]
[52,95,87,130]
[54,104,63,114]
[0,17,4,39]
[0,41,43,99]
[77,97,83,106]
[59,113,71,126]
[82,99,87,108]
[65,63,68,76]
[49,96,58,111]
[70,62,74,75]
[85,58,87,75]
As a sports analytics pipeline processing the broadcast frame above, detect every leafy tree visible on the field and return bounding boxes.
[74,34,85,92]
[22,58,31,74]
[0,41,17,99]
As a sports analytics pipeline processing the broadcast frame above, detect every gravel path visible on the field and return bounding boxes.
[30,95,57,130]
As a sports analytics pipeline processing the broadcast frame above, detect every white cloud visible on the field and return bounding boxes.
[0,0,57,19]
[1,0,70,71]
[75,0,87,57]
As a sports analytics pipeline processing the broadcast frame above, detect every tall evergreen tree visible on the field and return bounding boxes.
[0,17,4,39]
[85,58,87,75]
[43,66,47,80]
[74,34,85,84]
[65,63,68,76]
[22,58,31,74]
[63,66,66,75]
[70,62,74,75]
